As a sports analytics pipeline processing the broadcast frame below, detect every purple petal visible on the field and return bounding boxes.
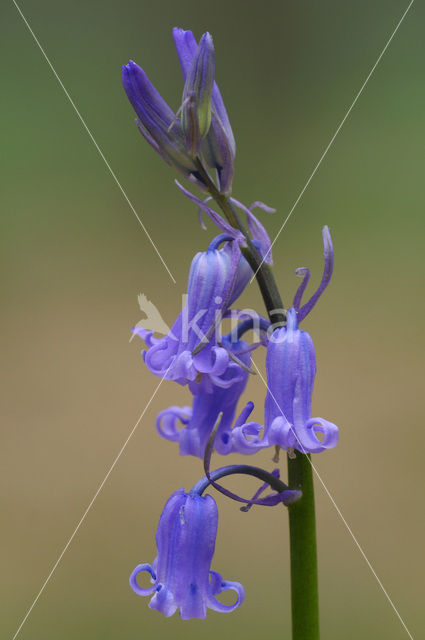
[173,27,198,78]
[230,197,273,264]
[201,111,235,194]
[297,226,334,322]
[173,28,235,157]
[193,345,229,376]
[266,415,295,450]
[301,417,339,453]
[156,406,192,442]
[181,33,215,153]
[135,118,170,164]
[233,401,255,427]
[197,196,213,230]
[122,60,175,129]
[175,181,243,239]
[122,61,197,175]
[249,201,276,214]
[292,267,311,311]
[230,421,269,455]
[130,563,157,596]
[240,468,280,512]
[207,570,245,613]
[149,585,178,617]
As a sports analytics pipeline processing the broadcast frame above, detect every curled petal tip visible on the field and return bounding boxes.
[249,201,276,214]
[296,226,334,322]
[322,225,332,253]
[292,267,311,310]
[295,267,309,277]
[200,31,213,44]
[130,563,157,597]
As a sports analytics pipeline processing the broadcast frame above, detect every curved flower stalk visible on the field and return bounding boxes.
[231,227,339,455]
[156,334,251,457]
[130,488,244,618]
[198,433,302,508]
[133,236,251,384]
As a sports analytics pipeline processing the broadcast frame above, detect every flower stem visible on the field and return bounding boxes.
[288,453,320,640]
[191,463,290,497]
[202,166,319,638]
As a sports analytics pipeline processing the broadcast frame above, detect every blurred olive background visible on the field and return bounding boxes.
[1,0,424,638]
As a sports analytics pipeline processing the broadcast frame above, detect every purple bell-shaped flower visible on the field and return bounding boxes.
[230,226,339,454]
[133,236,251,384]
[130,488,244,618]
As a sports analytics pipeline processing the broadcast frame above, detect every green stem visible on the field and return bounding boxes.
[288,453,319,640]
[202,163,319,639]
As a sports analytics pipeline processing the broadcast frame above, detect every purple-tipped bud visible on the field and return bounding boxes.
[121,61,198,179]
[130,489,244,618]
[181,33,215,155]
[173,27,236,194]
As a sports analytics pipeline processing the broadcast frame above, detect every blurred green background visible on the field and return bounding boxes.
[1,0,424,638]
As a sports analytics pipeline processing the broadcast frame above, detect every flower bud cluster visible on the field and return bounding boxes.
[122,28,235,194]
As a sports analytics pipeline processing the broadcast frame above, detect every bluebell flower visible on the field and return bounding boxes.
[130,488,244,618]
[263,307,339,453]
[156,333,251,456]
[133,235,252,384]
[230,227,339,454]
[173,27,236,194]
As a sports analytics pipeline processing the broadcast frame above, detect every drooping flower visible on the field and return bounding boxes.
[130,488,244,619]
[133,235,252,384]
[230,226,339,454]
[263,307,339,453]
[156,332,252,456]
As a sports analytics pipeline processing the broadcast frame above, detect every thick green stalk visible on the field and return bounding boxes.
[201,162,319,639]
[288,453,319,640]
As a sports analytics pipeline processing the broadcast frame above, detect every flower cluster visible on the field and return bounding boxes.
[136,225,338,458]
[123,27,339,620]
